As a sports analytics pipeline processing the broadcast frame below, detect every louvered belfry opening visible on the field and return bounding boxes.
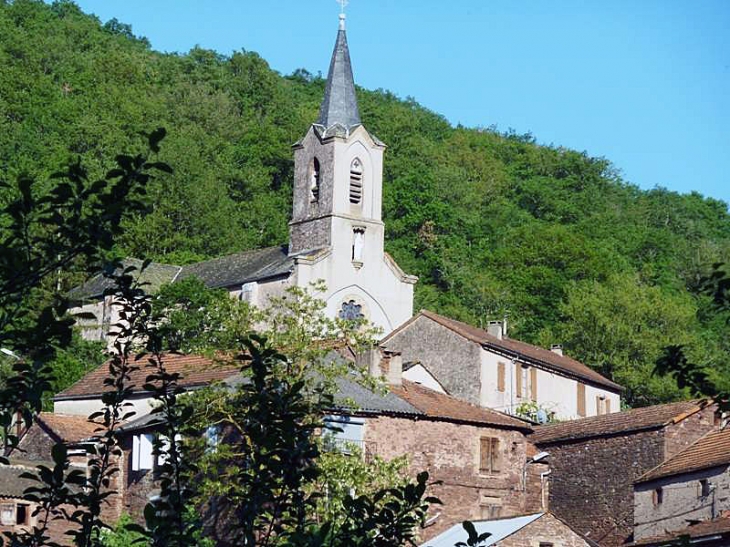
[349,158,363,204]
[310,157,321,202]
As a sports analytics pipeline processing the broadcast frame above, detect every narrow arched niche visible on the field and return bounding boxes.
[310,157,321,202]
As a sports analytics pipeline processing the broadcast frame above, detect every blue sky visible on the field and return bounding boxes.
[73,0,729,205]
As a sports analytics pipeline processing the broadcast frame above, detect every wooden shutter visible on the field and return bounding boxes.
[530,368,538,401]
[577,383,586,417]
[515,365,523,398]
[606,398,612,414]
[497,363,505,392]
[596,396,603,415]
[490,438,500,472]
[479,437,491,473]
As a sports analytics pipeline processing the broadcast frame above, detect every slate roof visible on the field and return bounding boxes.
[315,17,361,134]
[37,413,101,443]
[391,380,532,431]
[54,353,241,400]
[530,400,706,445]
[629,516,730,546]
[177,246,294,289]
[384,310,623,392]
[636,427,730,484]
[68,258,181,301]
[423,513,545,547]
[0,464,44,499]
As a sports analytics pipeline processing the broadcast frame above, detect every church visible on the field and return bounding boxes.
[69,12,416,337]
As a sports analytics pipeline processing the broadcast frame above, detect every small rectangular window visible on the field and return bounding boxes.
[577,383,586,417]
[479,437,500,474]
[700,479,711,497]
[653,487,663,506]
[0,504,13,526]
[497,362,505,393]
[132,433,155,471]
[15,504,28,526]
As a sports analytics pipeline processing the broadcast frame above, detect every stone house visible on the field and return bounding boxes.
[28,349,548,541]
[424,512,592,547]
[69,13,416,341]
[382,310,622,421]
[529,400,718,547]
[633,427,730,542]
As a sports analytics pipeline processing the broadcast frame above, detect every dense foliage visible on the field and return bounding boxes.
[1,0,728,405]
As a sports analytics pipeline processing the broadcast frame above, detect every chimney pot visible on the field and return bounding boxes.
[551,344,563,356]
[357,348,382,379]
[487,321,503,340]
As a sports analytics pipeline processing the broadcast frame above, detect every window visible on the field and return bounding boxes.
[597,395,610,416]
[479,437,500,474]
[1,504,13,526]
[497,362,505,393]
[530,367,537,401]
[539,543,554,547]
[132,433,155,471]
[349,159,363,204]
[653,487,663,506]
[577,383,586,417]
[339,300,363,321]
[700,479,711,498]
[240,282,258,304]
[323,415,365,455]
[352,227,365,262]
[479,494,502,520]
[310,157,320,202]
[15,504,28,526]
[516,364,530,399]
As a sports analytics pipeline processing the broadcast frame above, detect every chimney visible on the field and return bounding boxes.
[357,348,382,379]
[551,345,563,356]
[387,353,403,387]
[487,321,503,340]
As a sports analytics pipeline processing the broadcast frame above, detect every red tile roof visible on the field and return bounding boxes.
[385,310,622,392]
[390,380,532,432]
[530,400,707,445]
[55,353,241,399]
[37,413,102,443]
[629,516,730,545]
[637,427,730,484]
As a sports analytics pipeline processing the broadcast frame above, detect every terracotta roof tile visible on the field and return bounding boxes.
[390,380,533,432]
[629,516,730,545]
[637,427,730,484]
[530,400,706,445]
[387,310,622,392]
[37,413,102,443]
[55,353,240,400]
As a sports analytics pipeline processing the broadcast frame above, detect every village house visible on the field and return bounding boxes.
[4,348,550,541]
[529,400,718,547]
[68,11,416,341]
[629,516,730,547]
[632,427,730,542]
[424,512,592,547]
[382,310,622,421]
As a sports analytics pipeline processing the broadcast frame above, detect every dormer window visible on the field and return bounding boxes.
[349,158,363,204]
[310,157,321,202]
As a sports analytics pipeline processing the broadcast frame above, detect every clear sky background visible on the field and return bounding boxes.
[71,0,729,205]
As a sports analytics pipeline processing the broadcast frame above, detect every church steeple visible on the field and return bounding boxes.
[316,14,361,134]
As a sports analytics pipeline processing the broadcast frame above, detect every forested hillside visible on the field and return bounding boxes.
[1,0,728,406]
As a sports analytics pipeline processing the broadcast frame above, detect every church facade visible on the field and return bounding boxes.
[69,14,416,337]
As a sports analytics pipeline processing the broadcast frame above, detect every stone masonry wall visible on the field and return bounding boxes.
[663,405,718,459]
[498,513,590,547]
[539,429,667,547]
[384,316,483,405]
[364,415,546,541]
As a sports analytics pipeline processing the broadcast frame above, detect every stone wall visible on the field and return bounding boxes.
[364,415,546,541]
[498,513,590,547]
[384,316,483,405]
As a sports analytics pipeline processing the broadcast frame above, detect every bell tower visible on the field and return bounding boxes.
[289,13,386,259]
[288,12,416,335]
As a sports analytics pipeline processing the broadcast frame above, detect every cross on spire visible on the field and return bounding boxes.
[336,0,349,15]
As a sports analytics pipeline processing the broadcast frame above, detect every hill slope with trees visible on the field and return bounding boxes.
[1,0,728,406]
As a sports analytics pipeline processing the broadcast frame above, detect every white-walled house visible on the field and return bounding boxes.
[68,14,416,342]
[382,310,622,421]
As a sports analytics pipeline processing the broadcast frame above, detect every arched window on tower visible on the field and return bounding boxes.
[310,157,321,202]
[349,158,363,205]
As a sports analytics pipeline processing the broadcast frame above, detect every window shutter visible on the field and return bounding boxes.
[497,363,505,392]
[530,368,538,401]
[515,365,522,398]
[479,438,490,473]
[139,433,155,470]
[606,398,612,414]
[596,395,602,415]
[577,383,586,417]
[490,438,500,472]
[132,434,140,471]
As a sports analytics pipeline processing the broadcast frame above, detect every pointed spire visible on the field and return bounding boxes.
[316,14,361,132]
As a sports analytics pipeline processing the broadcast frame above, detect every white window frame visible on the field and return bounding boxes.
[132,433,155,471]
